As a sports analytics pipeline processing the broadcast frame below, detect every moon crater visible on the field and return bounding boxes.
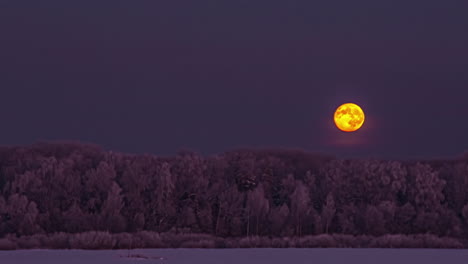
[334,103,365,132]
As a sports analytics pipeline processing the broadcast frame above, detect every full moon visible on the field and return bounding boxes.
[334,103,365,132]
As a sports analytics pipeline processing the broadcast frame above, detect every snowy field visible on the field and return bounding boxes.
[1,248,468,264]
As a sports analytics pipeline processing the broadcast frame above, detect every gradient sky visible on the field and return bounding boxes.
[1,0,467,159]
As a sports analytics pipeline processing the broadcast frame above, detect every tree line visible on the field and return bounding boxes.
[1,142,468,241]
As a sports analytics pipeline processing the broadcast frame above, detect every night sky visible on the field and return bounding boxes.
[1,1,467,159]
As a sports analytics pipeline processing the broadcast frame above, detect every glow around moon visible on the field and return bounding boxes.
[334,103,365,132]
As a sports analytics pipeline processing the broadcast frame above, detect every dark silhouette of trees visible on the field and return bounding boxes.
[100,182,126,233]
[321,193,336,234]
[269,204,289,236]
[289,179,310,236]
[246,183,269,236]
[2,194,40,236]
[0,142,468,247]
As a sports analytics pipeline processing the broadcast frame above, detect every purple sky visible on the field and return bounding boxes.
[1,0,467,159]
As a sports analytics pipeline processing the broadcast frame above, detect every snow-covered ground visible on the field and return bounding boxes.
[1,248,468,264]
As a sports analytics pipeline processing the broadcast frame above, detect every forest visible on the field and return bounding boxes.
[1,142,468,249]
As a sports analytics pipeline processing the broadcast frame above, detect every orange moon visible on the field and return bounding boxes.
[334,103,365,132]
